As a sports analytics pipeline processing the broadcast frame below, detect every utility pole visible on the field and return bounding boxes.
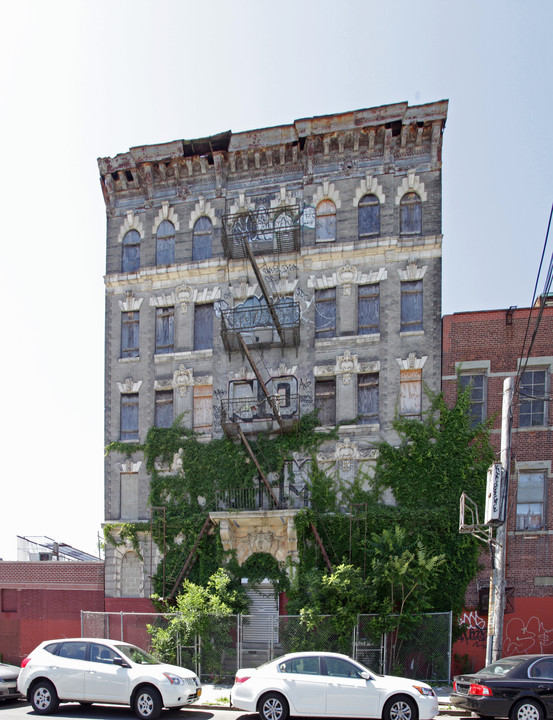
[485,376,514,666]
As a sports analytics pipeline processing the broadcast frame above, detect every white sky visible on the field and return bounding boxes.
[0,0,551,560]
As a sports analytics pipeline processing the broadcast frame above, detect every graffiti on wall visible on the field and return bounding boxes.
[458,611,487,649]
[504,616,553,655]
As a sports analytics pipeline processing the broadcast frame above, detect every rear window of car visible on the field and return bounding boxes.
[278,657,321,675]
[43,643,60,655]
[475,658,524,677]
[57,642,87,660]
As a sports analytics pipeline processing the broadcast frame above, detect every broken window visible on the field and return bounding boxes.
[399,369,422,418]
[400,280,423,332]
[358,194,380,237]
[315,288,336,338]
[358,284,380,335]
[122,230,140,273]
[358,373,379,424]
[315,378,336,426]
[154,390,173,428]
[120,393,139,441]
[519,370,547,427]
[155,306,174,354]
[192,216,213,261]
[516,471,546,530]
[194,303,214,350]
[316,199,336,242]
[194,385,213,432]
[156,220,175,265]
[459,374,486,427]
[121,310,139,358]
[400,192,422,235]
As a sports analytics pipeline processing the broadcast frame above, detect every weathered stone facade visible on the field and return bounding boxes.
[99,101,447,598]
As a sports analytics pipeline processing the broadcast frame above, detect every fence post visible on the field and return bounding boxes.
[448,610,452,683]
[121,612,124,641]
[81,611,84,638]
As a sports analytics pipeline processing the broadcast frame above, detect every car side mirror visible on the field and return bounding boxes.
[361,671,372,680]
[113,657,131,668]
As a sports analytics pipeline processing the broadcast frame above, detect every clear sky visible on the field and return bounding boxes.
[0,0,551,560]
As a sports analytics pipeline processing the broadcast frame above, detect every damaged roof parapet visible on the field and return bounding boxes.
[98,100,448,174]
[97,100,448,210]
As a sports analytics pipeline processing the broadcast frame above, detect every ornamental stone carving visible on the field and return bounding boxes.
[173,366,193,397]
[175,285,193,313]
[336,350,358,385]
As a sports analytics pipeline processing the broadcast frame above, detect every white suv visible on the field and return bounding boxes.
[18,638,201,719]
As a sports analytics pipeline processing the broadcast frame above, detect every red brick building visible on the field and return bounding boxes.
[0,561,104,664]
[442,305,553,671]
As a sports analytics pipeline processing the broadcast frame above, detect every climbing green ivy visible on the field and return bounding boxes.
[105,412,336,602]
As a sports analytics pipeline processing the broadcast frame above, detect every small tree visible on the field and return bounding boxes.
[366,525,445,674]
[148,568,247,679]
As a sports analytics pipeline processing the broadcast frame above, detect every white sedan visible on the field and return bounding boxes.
[17,638,201,719]
[231,651,438,720]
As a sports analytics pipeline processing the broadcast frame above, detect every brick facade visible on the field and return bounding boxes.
[443,306,553,669]
[0,561,104,664]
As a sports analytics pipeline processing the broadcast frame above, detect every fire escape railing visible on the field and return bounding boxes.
[220,300,300,353]
[221,205,301,260]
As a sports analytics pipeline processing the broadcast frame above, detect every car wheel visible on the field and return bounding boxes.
[258,692,289,720]
[383,694,417,720]
[30,680,59,715]
[510,699,544,720]
[133,686,162,720]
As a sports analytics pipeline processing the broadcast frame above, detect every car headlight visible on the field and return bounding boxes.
[413,685,436,697]
[163,672,185,685]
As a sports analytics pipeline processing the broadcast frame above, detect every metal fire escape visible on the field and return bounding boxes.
[168,204,331,597]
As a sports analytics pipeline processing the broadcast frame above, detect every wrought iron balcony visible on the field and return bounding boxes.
[214,484,309,511]
[220,393,300,437]
[220,298,300,352]
[221,206,301,259]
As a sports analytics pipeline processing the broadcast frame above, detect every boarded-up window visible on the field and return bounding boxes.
[459,374,486,427]
[121,311,139,358]
[315,288,336,338]
[315,378,336,426]
[399,370,422,418]
[358,373,379,424]
[519,370,547,427]
[155,306,174,354]
[358,194,380,237]
[121,393,139,440]
[155,390,173,428]
[194,385,213,432]
[194,303,214,350]
[120,473,138,521]
[400,280,423,332]
[400,192,422,235]
[192,216,213,261]
[316,199,336,242]
[122,230,140,273]
[358,284,380,335]
[156,220,175,265]
[517,471,546,530]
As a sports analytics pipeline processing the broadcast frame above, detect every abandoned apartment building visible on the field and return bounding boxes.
[98,100,448,609]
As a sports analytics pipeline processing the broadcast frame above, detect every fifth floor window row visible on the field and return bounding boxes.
[120,192,424,273]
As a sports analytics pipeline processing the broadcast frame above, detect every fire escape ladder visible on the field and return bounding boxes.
[243,240,286,347]
[237,333,284,431]
[237,426,281,509]
[168,515,213,600]
[310,522,333,573]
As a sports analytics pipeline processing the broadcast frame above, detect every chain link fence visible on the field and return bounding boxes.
[82,610,451,683]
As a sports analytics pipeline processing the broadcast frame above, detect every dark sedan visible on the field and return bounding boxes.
[450,655,553,720]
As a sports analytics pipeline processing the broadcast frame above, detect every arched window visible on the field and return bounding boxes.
[400,192,422,235]
[122,230,140,273]
[192,216,213,260]
[315,199,336,242]
[156,220,175,265]
[358,194,380,238]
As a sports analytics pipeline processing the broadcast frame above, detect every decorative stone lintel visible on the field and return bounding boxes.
[209,510,299,566]
[396,353,427,371]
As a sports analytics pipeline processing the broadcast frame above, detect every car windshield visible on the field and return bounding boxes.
[115,644,160,665]
[475,658,524,677]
